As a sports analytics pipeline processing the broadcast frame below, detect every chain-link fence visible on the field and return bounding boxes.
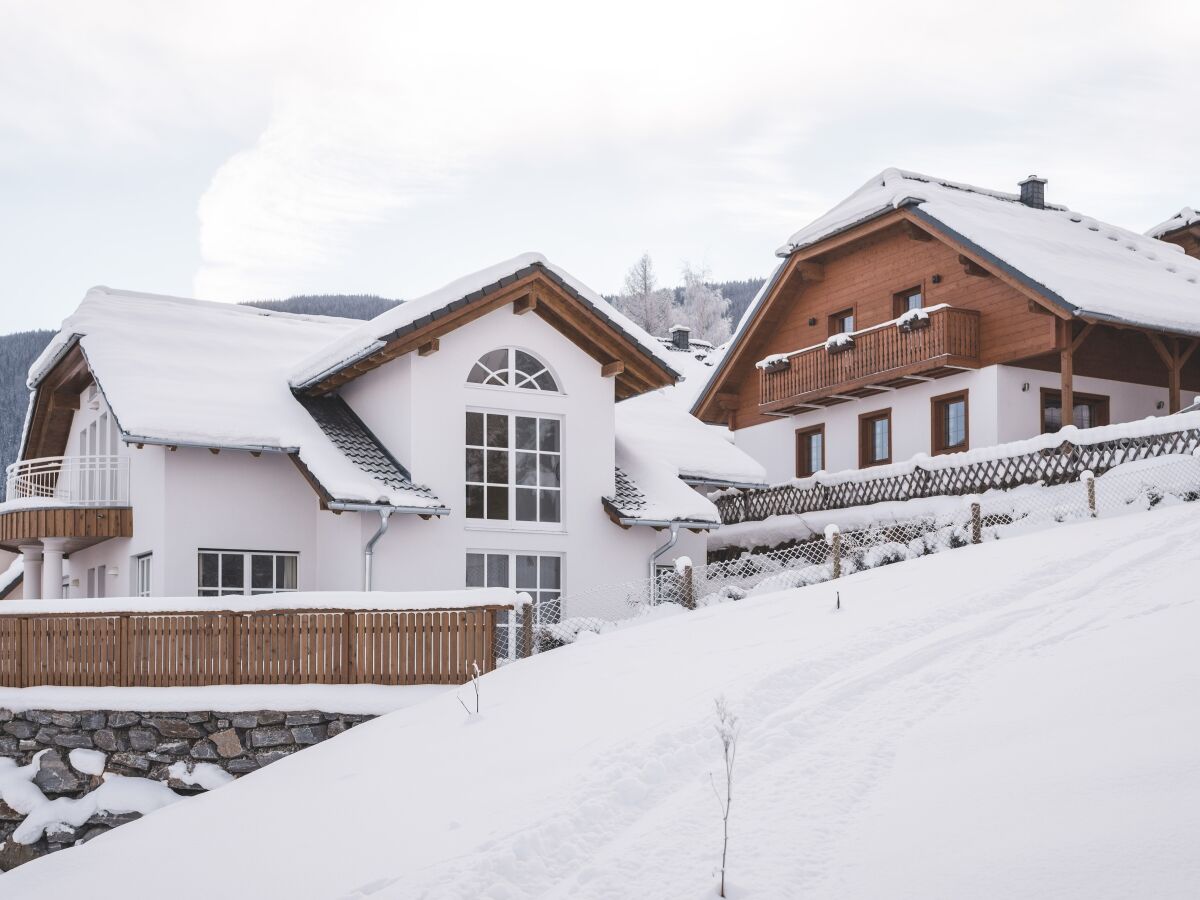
[496,452,1200,663]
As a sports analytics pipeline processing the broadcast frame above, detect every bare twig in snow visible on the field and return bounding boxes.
[711,696,738,898]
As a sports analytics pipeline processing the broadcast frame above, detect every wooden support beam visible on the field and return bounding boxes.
[600,360,624,378]
[1144,332,1183,413]
[1070,322,1095,354]
[417,338,440,357]
[1059,319,1074,429]
[209,448,220,455]
[958,254,992,278]
[48,390,80,410]
[903,221,933,242]
[1028,300,1055,316]
[512,293,538,315]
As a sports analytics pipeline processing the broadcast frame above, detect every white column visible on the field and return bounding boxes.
[19,544,42,601]
[41,539,68,601]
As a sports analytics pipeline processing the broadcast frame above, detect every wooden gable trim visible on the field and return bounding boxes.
[22,342,96,462]
[305,270,675,399]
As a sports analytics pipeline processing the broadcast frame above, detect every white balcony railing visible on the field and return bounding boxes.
[4,455,130,506]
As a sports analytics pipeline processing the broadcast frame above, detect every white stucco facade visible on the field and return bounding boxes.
[735,363,1184,485]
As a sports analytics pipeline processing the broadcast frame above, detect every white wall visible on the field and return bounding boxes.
[734,362,1191,486]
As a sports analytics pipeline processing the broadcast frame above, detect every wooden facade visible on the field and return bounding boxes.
[696,209,1200,430]
[0,604,506,688]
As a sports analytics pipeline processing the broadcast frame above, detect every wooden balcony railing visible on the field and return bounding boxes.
[759,306,981,413]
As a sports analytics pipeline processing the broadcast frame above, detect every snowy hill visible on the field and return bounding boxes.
[6,504,1200,898]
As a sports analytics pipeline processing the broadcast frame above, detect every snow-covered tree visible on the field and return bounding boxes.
[615,254,674,336]
[680,263,732,345]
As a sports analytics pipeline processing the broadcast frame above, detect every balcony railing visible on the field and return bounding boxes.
[4,455,130,506]
[759,306,981,413]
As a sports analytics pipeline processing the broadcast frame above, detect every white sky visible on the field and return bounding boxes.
[2,1,1199,333]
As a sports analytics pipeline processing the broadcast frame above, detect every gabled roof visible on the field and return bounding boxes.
[26,288,443,510]
[291,252,679,399]
[1147,207,1200,240]
[693,168,1200,419]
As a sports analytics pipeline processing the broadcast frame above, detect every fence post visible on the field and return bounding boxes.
[517,593,534,658]
[343,610,355,684]
[227,611,240,686]
[678,559,695,610]
[1082,469,1096,518]
[17,616,27,689]
[970,502,982,545]
[826,525,842,579]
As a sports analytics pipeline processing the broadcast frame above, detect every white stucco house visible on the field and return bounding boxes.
[0,254,765,620]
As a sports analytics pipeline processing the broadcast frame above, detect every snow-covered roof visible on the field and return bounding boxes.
[777,168,1200,337]
[291,252,678,390]
[28,287,443,510]
[1146,207,1200,239]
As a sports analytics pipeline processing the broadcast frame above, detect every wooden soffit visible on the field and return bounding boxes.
[302,268,678,401]
[0,506,133,553]
[22,341,94,462]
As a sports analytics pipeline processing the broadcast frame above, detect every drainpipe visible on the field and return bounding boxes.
[363,508,393,591]
[648,522,681,605]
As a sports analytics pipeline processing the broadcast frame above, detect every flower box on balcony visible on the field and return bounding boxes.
[756,353,791,373]
[824,333,855,355]
[897,308,931,333]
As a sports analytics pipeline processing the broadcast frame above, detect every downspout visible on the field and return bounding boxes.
[363,508,393,591]
[648,522,681,605]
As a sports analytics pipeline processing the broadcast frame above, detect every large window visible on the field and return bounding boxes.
[858,409,892,468]
[1041,389,1110,432]
[467,348,559,392]
[466,412,561,524]
[466,551,562,656]
[931,391,969,455]
[198,550,298,597]
[795,424,825,478]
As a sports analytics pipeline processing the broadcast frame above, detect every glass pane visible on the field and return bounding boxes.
[221,553,244,590]
[466,484,484,519]
[540,555,561,588]
[465,553,485,587]
[945,400,966,447]
[906,291,922,310]
[539,419,560,452]
[486,414,508,448]
[251,554,273,590]
[534,371,558,391]
[515,451,537,486]
[277,555,298,590]
[872,418,889,461]
[486,450,508,484]
[199,553,218,588]
[485,553,509,588]
[515,417,537,451]
[515,350,542,378]
[515,555,538,589]
[478,349,508,382]
[486,486,508,520]
[198,588,219,597]
[539,490,561,523]
[465,411,483,446]
[811,433,823,470]
[467,363,490,384]
[1043,398,1062,431]
[515,488,538,521]
[539,455,560,488]
[1074,403,1093,429]
[465,448,484,482]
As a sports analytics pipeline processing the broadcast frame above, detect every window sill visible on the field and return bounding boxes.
[464,522,567,536]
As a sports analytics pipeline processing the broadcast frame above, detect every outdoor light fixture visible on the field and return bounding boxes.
[931,274,942,284]
[1156,400,1165,410]
[808,317,817,326]
[1022,382,1030,392]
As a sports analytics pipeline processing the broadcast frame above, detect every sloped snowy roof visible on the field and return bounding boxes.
[1146,207,1200,240]
[28,288,442,509]
[776,168,1200,336]
[291,252,678,390]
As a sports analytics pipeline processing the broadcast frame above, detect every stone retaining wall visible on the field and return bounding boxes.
[0,707,376,870]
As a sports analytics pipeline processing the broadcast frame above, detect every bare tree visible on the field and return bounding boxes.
[680,263,732,345]
[614,253,675,336]
[711,696,738,898]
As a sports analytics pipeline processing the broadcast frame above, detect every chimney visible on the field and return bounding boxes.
[670,324,691,350]
[1019,175,1047,210]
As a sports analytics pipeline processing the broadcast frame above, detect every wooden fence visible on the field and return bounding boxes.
[0,605,508,688]
[715,423,1200,525]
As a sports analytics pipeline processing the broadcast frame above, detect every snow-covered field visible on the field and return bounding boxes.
[6,504,1199,898]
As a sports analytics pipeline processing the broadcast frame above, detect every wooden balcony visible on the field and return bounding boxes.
[758,306,982,414]
[0,455,133,552]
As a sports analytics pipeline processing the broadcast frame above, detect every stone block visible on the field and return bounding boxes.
[110,752,150,773]
[2,721,35,740]
[25,711,55,726]
[190,741,219,761]
[210,729,243,759]
[290,725,327,746]
[326,720,347,738]
[255,748,295,767]
[128,728,158,751]
[186,712,211,724]
[226,757,259,775]
[0,710,12,723]
[230,713,258,729]
[256,711,285,726]
[53,732,94,750]
[49,712,79,729]
[144,718,203,740]
[284,711,323,726]
[79,711,106,731]
[34,750,81,794]
[107,711,140,729]
[93,729,127,752]
[250,726,293,748]
[34,726,61,744]
[0,737,18,756]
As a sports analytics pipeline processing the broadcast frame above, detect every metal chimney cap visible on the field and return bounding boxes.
[1019,175,1047,186]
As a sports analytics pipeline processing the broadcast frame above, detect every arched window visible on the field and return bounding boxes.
[467,348,559,392]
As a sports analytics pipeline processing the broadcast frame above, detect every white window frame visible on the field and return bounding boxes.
[197,549,299,597]
[466,347,562,393]
[135,553,152,598]
[465,409,563,529]
[465,550,563,659]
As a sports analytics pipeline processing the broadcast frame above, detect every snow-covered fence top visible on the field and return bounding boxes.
[0,591,517,690]
[715,411,1200,525]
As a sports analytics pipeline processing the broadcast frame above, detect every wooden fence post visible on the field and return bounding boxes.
[970,502,982,544]
[227,611,240,686]
[518,599,534,659]
[17,616,27,689]
[1082,470,1097,518]
[343,610,355,683]
[679,560,695,610]
[827,526,842,579]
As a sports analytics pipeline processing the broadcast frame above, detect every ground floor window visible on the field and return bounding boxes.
[198,550,298,597]
[795,424,825,478]
[86,565,107,599]
[465,551,562,656]
[931,390,969,454]
[135,553,152,597]
[1041,389,1110,432]
[858,408,892,468]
